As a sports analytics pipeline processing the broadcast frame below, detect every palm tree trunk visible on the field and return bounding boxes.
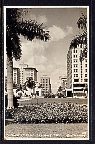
[7,55,14,109]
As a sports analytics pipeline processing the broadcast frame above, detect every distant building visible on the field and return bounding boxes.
[67,44,88,97]
[40,75,51,95]
[13,68,20,85]
[19,63,28,85]
[16,63,38,85]
[60,77,67,90]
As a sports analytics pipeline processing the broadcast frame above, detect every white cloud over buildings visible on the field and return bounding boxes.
[48,25,73,41]
[13,23,73,93]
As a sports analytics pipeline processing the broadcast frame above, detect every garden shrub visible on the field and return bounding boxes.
[5,102,88,124]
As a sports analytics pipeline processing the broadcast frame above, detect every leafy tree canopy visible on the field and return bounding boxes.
[70,14,87,61]
[25,77,35,89]
[6,8,50,60]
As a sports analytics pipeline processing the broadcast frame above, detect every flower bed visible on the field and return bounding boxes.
[5,102,88,124]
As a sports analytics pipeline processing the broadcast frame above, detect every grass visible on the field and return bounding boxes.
[5,123,88,139]
[18,98,87,107]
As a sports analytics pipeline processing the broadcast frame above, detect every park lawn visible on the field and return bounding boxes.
[18,98,88,107]
[5,123,88,140]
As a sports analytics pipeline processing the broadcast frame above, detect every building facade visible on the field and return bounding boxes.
[23,67,38,83]
[13,68,20,85]
[40,75,51,95]
[67,44,88,97]
[13,63,38,86]
[19,63,28,85]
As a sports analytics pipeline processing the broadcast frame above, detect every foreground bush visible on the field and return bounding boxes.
[5,102,88,124]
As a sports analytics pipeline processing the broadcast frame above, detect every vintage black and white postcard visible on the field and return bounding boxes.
[3,6,90,140]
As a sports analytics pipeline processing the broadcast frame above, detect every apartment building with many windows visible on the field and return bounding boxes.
[67,44,88,97]
[13,63,38,86]
[19,63,28,85]
[40,75,51,95]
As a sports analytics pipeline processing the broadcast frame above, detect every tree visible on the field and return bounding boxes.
[70,14,87,61]
[57,86,63,98]
[25,77,35,89]
[6,8,50,109]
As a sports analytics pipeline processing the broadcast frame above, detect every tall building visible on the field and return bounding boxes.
[13,68,20,85]
[13,63,38,86]
[19,63,28,85]
[67,44,88,97]
[40,75,51,95]
[17,63,38,85]
[23,67,38,83]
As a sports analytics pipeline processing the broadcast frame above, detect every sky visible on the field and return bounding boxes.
[6,7,87,93]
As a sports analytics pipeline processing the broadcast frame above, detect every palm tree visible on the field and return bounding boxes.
[6,8,50,109]
[57,86,63,98]
[70,14,87,61]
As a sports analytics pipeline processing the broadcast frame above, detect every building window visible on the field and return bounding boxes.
[73,59,77,63]
[46,79,48,83]
[76,74,78,77]
[74,55,75,58]
[74,69,76,72]
[84,79,88,82]
[85,64,87,67]
[74,79,79,82]
[81,74,82,78]
[74,74,76,77]
[76,69,78,72]
[76,55,77,58]
[85,74,87,77]
[76,50,77,53]
[85,59,87,62]
[85,69,87,72]
[74,64,77,67]
[74,49,75,53]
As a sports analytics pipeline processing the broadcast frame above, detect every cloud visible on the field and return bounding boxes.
[48,25,66,41]
[48,25,73,42]
[13,35,48,68]
[37,15,47,24]
[66,26,73,35]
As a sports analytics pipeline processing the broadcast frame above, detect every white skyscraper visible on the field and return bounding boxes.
[67,44,88,97]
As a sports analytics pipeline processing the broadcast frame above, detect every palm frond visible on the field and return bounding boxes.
[70,33,87,49]
[17,20,50,42]
[77,14,87,30]
[6,8,50,60]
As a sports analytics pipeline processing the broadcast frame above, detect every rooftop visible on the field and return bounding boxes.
[23,67,38,72]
